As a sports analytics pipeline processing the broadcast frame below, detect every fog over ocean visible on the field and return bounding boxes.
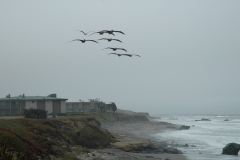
[152,114,240,160]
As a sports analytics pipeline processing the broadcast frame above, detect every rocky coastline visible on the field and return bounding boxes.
[0,112,188,160]
[79,112,188,160]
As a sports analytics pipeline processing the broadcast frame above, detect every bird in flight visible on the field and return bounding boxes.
[122,54,141,57]
[69,39,98,43]
[103,47,127,52]
[98,38,122,43]
[89,30,115,36]
[108,53,140,57]
[108,53,122,57]
[103,30,125,35]
[76,30,95,35]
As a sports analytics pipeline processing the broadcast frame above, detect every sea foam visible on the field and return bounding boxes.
[152,114,240,160]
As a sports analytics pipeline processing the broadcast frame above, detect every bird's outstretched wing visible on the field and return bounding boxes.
[113,31,125,35]
[132,54,141,57]
[122,54,141,57]
[112,39,122,43]
[102,47,113,50]
[81,31,86,35]
[89,30,107,36]
[76,31,94,35]
[69,39,82,42]
[98,38,108,41]
[107,32,115,36]
[101,30,115,36]
[117,48,127,52]
[108,53,121,56]
[86,40,98,43]
[89,32,98,36]
[76,30,87,35]
[86,31,95,34]
[108,53,117,55]
[122,54,132,57]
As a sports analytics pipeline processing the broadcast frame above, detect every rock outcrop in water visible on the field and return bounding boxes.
[222,143,240,155]
[178,125,190,130]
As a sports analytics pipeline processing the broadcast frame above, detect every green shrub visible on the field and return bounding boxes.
[24,108,47,119]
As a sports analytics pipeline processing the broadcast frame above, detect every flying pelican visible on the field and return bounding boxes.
[89,30,115,36]
[108,53,122,57]
[98,38,122,43]
[122,54,141,57]
[76,30,95,35]
[103,30,125,35]
[108,53,140,57]
[103,47,127,52]
[69,39,98,43]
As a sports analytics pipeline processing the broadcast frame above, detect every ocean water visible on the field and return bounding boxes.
[152,114,240,160]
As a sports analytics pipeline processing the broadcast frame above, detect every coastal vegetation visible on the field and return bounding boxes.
[0,112,163,159]
[23,108,47,119]
[89,112,149,123]
[0,114,116,159]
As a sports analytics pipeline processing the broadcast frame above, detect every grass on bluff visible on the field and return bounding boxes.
[58,113,101,125]
[88,112,149,123]
[58,114,116,148]
[0,114,116,159]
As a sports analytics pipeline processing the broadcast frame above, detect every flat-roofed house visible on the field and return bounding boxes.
[0,94,68,116]
[66,101,117,114]
[66,101,106,113]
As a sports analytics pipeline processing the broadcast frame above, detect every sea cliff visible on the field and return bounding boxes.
[0,112,186,160]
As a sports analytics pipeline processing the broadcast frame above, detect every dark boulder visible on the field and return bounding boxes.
[179,125,190,130]
[222,143,240,155]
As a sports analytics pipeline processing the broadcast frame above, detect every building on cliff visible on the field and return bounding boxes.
[0,94,68,116]
[66,101,117,114]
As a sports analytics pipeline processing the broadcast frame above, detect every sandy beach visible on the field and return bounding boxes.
[78,119,188,160]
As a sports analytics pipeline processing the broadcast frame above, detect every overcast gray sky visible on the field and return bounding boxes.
[0,1,239,115]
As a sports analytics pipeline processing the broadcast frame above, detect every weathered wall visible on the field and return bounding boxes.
[45,101,53,114]
[83,103,90,112]
[25,101,37,109]
[61,101,66,113]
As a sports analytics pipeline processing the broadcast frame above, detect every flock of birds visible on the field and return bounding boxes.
[69,30,141,57]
